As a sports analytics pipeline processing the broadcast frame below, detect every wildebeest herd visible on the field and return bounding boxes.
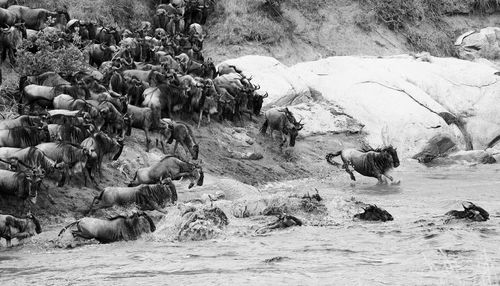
[0,1,491,247]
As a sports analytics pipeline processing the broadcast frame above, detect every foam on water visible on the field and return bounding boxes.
[1,163,500,285]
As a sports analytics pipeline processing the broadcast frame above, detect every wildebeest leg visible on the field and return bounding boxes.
[342,161,356,181]
[198,111,203,128]
[376,174,388,184]
[6,238,11,247]
[145,129,150,152]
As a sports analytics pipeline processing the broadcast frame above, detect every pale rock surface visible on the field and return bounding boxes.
[219,55,500,156]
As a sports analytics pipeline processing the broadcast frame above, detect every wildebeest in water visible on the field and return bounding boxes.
[0,213,42,247]
[326,145,400,184]
[58,212,156,244]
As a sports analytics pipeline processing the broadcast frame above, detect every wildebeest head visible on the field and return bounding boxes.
[446,202,489,222]
[27,213,42,234]
[252,92,268,116]
[188,164,204,189]
[383,145,400,168]
[137,212,156,232]
[25,167,45,204]
[354,205,393,222]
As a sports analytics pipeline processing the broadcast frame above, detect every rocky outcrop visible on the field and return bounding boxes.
[219,55,500,156]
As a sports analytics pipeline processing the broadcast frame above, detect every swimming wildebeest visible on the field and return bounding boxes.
[445,202,489,222]
[260,107,304,147]
[354,205,394,222]
[256,214,303,234]
[128,155,203,189]
[88,178,177,214]
[325,145,400,184]
[58,212,156,244]
[0,213,42,247]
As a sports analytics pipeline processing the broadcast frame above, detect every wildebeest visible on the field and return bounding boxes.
[326,145,400,184]
[47,123,92,144]
[58,212,156,244]
[0,7,19,28]
[0,0,16,9]
[88,44,114,68]
[88,178,177,214]
[19,71,70,89]
[126,105,171,152]
[446,202,489,222]
[80,132,123,185]
[7,5,70,31]
[95,25,119,46]
[36,142,89,186]
[0,213,42,247]
[142,82,188,122]
[125,76,147,106]
[0,22,25,64]
[0,126,49,148]
[0,146,66,178]
[260,108,304,147]
[354,205,394,222]
[0,115,44,129]
[160,120,199,159]
[0,168,44,207]
[256,214,303,234]
[128,155,203,189]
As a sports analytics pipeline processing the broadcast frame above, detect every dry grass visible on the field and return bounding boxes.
[209,0,286,45]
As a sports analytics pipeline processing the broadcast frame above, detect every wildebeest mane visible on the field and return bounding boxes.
[5,126,45,147]
[55,142,87,163]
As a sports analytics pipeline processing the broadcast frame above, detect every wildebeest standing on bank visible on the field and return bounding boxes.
[0,126,50,148]
[160,119,199,159]
[0,22,26,65]
[325,145,400,184]
[80,132,123,186]
[36,142,89,186]
[0,146,66,179]
[260,108,304,147]
[0,168,44,209]
[58,212,156,244]
[128,155,204,189]
[0,213,42,247]
[7,5,70,31]
[88,178,177,214]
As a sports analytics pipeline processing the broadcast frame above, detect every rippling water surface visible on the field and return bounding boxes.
[1,162,500,285]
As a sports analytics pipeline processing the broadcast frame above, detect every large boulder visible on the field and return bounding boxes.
[413,134,458,163]
[221,54,500,156]
[455,27,500,61]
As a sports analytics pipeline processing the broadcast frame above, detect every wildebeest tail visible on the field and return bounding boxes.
[486,134,500,149]
[58,221,79,237]
[325,151,342,166]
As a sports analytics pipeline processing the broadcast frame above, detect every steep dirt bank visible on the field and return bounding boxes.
[204,0,500,64]
[0,115,363,222]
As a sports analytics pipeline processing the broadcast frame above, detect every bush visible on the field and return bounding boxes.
[15,30,88,77]
[210,0,285,45]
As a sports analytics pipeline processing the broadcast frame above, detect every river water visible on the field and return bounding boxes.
[1,161,500,285]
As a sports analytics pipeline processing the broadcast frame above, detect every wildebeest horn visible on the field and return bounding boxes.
[462,203,468,210]
[263,92,268,98]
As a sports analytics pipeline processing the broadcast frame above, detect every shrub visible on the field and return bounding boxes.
[15,30,88,77]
